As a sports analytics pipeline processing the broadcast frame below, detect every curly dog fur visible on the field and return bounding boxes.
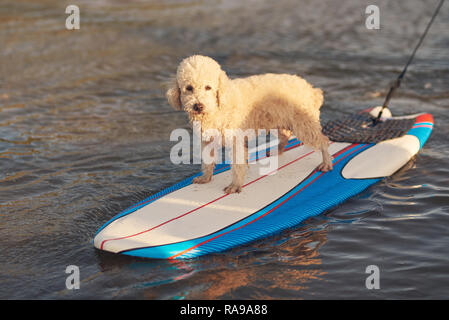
[166,55,332,194]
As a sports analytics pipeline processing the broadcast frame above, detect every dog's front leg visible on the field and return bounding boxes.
[317,146,333,172]
[193,141,215,184]
[224,164,246,194]
[193,163,215,184]
[224,139,248,194]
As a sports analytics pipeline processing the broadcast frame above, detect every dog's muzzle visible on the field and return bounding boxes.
[192,103,204,113]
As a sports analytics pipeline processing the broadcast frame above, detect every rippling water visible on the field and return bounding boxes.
[1,0,448,299]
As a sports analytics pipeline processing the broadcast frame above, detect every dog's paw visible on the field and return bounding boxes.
[317,161,333,172]
[224,183,242,194]
[193,175,212,184]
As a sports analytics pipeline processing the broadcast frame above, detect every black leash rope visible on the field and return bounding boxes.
[374,0,445,124]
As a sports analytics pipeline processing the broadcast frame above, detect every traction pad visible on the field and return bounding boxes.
[322,113,416,144]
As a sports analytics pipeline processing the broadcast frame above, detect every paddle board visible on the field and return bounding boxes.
[93,111,433,259]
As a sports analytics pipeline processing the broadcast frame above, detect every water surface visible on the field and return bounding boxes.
[1,0,448,299]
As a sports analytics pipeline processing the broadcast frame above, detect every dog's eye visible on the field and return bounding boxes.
[205,85,212,91]
[186,85,193,92]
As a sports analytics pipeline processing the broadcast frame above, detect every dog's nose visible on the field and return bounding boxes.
[193,103,204,113]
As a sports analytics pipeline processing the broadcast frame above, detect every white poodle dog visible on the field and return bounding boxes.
[166,55,332,194]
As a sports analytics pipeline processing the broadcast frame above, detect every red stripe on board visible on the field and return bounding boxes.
[415,114,434,124]
[329,143,357,158]
[168,143,366,259]
[101,193,230,250]
[100,143,327,250]
[249,142,304,164]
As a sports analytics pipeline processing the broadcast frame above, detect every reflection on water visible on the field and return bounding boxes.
[1,0,448,299]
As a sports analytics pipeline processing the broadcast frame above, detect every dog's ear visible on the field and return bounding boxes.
[165,78,182,111]
[216,70,229,109]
